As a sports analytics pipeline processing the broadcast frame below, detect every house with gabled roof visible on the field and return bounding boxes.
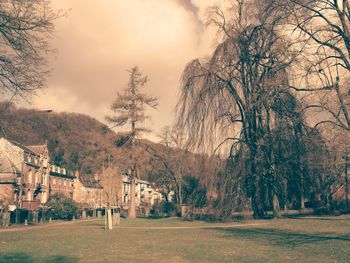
[73,171,103,209]
[0,138,75,211]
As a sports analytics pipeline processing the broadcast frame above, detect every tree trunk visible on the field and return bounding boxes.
[128,176,137,218]
[300,194,305,210]
[273,193,280,218]
[345,152,349,208]
[252,175,265,218]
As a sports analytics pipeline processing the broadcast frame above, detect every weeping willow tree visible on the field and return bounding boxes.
[177,0,307,218]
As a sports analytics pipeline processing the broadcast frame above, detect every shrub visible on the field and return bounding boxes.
[46,195,79,220]
[150,200,176,217]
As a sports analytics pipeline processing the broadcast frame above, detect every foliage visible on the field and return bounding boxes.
[46,194,79,220]
[0,101,161,176]
[175,0,350,218]
[150,199,183,217]
[182,176,207,208]
[176,0,305,218]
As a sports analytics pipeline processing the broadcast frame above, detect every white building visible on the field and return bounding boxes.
[121,174,163,208]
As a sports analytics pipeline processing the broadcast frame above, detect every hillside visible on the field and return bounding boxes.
[0,101,148,175]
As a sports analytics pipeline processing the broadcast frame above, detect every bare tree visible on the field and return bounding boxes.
[0,0,61,99]
[279,0,350,132]
[99,165,123,209]
[176,0,305,218]
[106,66,158,218]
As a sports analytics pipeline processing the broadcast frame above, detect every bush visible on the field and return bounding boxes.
[46,195,80,220]
[150,200,176,217]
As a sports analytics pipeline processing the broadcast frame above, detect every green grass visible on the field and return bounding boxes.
[0,216,349,262]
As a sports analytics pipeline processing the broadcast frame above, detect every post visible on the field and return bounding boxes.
[105,207,113,230]
[108,209,112,229]
[2,211,10,227]
[15,209,20,224]
[113,209,120,226]
[82,210,87,220]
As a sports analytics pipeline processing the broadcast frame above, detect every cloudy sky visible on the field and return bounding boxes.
[24,0,219,141]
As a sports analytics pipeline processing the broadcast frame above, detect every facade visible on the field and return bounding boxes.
[73,172,103,209]
[0,137,163,214]
[121,174,163,208]
[0,155,21,210]
[49,164,75,199]
[0,138,74,211]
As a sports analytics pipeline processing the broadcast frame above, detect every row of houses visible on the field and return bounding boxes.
[0,138,162,212]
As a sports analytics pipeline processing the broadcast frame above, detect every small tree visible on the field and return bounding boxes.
[46,194,79,220]
[106,66,158,218]
[99,165,123,208]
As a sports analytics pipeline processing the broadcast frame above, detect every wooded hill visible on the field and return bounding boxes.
[0,101,209,182]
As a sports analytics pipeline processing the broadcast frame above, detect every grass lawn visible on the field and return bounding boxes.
[0,216,349,262]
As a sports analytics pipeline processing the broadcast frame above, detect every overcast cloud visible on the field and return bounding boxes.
[23,0,218,141]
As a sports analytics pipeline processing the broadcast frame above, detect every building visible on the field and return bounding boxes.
[121,174,163,208]
[0,154,21,210]
[49,163,75,199]
[0,137,163,215]
[73,172,103,209]
[0,138,74,211]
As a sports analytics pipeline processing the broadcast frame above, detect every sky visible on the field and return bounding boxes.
[23,0,220,141]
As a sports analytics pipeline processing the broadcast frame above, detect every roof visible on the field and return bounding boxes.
[26,145,47,156]
[0,155,21,183]
[50,171,76,179]
[122,175,150,185]
[7,139,40,156]
[79,174,102,189]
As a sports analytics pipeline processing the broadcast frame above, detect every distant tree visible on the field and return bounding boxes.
[106,66,158,218]
[46,194,79,220]
[0,0,61,99]
[99,165,122,208]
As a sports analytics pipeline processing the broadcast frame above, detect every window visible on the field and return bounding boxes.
[42,192,47,203]
[34,172,38,184]
[42,174,46,185]
[64,180,66,186]
[53,178,56,185]
[28,170,32,183]
[27,190,32,201]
